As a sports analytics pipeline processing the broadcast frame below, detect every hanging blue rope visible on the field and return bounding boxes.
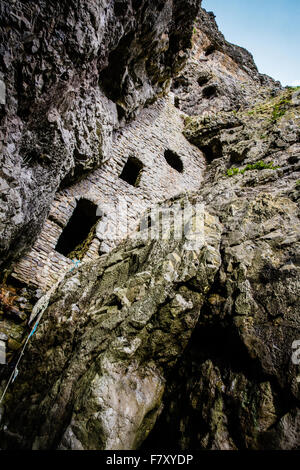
[29,320,39,339]
[70,259,81,272]
[0,316,41,404]
[12,368,18,383]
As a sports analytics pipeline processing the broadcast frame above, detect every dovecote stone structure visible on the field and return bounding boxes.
[12,96,205,291]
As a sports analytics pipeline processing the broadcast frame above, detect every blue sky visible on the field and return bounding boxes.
[202,0,300,86]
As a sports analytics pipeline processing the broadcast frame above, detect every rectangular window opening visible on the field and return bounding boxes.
[119,156,144,187]
[55,199,100,260]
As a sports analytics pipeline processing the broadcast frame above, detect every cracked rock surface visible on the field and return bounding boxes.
[0,0,199,267]
[0,2,300,451]
[172,7,282,117]
[0,201,223,449]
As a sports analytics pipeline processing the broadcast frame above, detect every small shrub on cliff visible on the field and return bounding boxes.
[227,167,240,177]
[227,161,280,177]
[271,98,290,122]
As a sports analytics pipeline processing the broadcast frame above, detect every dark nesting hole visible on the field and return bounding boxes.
[174,96,180,109]
[288,155,299,165]
[172,76,189,89]
[204,44,216,56]
[116,104,126,121]
[229,149,248,164]
[164,149,184,173]
[202,84,218,99]
[55,199,100,259]
[119,156,144,186]
[197,74,210,86]
[114,1,128,16]
[201,139,223,163]
[73,148,88,161]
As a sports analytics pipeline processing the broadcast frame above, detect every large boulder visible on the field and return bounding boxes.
[0,198,223,449]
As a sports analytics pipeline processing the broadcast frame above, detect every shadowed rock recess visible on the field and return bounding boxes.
[0,0,199,267]
[0,1,300,450]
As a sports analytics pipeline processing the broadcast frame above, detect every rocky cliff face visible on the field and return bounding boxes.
[173,8,283,116]
[0,0,199,267]
[0,2,300,450]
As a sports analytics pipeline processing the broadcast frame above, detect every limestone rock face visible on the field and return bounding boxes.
[172,8,282,117]
[0,3,300,452]
[183,87,300,167]
[0,0,199,267]
[145,193,300,450]
[0,203,223,449]
[1,153,299,449]
[143,83,300,451]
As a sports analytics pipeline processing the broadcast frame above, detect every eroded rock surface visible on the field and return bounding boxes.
[142,83,300,450]
[144,193,300,450]
[0,202,223,449]
[0,3,299,451]
[172,8,282,116]
[0,0,199,267]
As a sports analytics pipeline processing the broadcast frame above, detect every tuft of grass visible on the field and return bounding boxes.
[227,160,280,177]
[286,86,300,91]
[244,88,297,123]
[271,97,290,122]
[227,167,240,177]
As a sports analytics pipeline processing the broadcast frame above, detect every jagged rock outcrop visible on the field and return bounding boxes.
[0,201,223,449]
[0,0,199,267]
[1,147,299,449]
[142,85,300,450]
[183,87,300,166]
[171,8,282,116]
[144,194,300,450]
[0,2,300,451]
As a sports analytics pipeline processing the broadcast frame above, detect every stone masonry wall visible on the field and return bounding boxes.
[11,95,205,290]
